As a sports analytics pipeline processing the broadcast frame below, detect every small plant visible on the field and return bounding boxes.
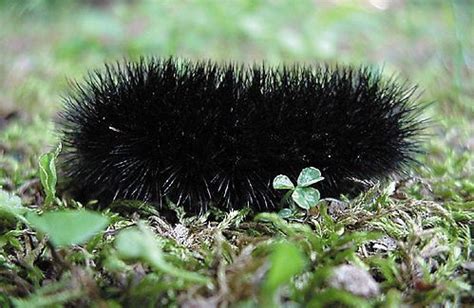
[38,143,62,207]
[273,167,324,218]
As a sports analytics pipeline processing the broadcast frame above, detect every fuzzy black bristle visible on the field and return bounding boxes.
[59,58,424,212]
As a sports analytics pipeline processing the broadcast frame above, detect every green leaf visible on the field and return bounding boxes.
[115,228,147,259]
[273,175,295,190]
[307,288,370,307]
[262,242,305,301]
[115,223,210,284]
[27,209,109,247]
[297,167,324,187]
[291,186,320,210]
[0,190,29,224]
[38,144,62,206]
[278,208,293,219]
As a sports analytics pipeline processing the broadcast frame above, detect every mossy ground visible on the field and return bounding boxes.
[0,1,472,307]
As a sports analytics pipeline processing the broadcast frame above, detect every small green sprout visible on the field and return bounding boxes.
[273,167,324,217]
[38,143,62,206]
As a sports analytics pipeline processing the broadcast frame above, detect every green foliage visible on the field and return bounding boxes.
[261,241,305,305]
[297,167,325,187]
[27,210,109,247]
[291,186,321,210]
[12,274,84,308]
[0,190,30,224]
[38,144,61,206]
[273,167,324,212]
[115,222,210,284]
[272,175,294,190]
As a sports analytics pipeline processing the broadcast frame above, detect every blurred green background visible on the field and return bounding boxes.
[0,0,473,200]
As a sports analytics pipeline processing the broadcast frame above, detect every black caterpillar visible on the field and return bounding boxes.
[59,58,424,213]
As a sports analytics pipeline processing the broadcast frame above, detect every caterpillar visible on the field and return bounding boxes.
[59,58,424,213]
